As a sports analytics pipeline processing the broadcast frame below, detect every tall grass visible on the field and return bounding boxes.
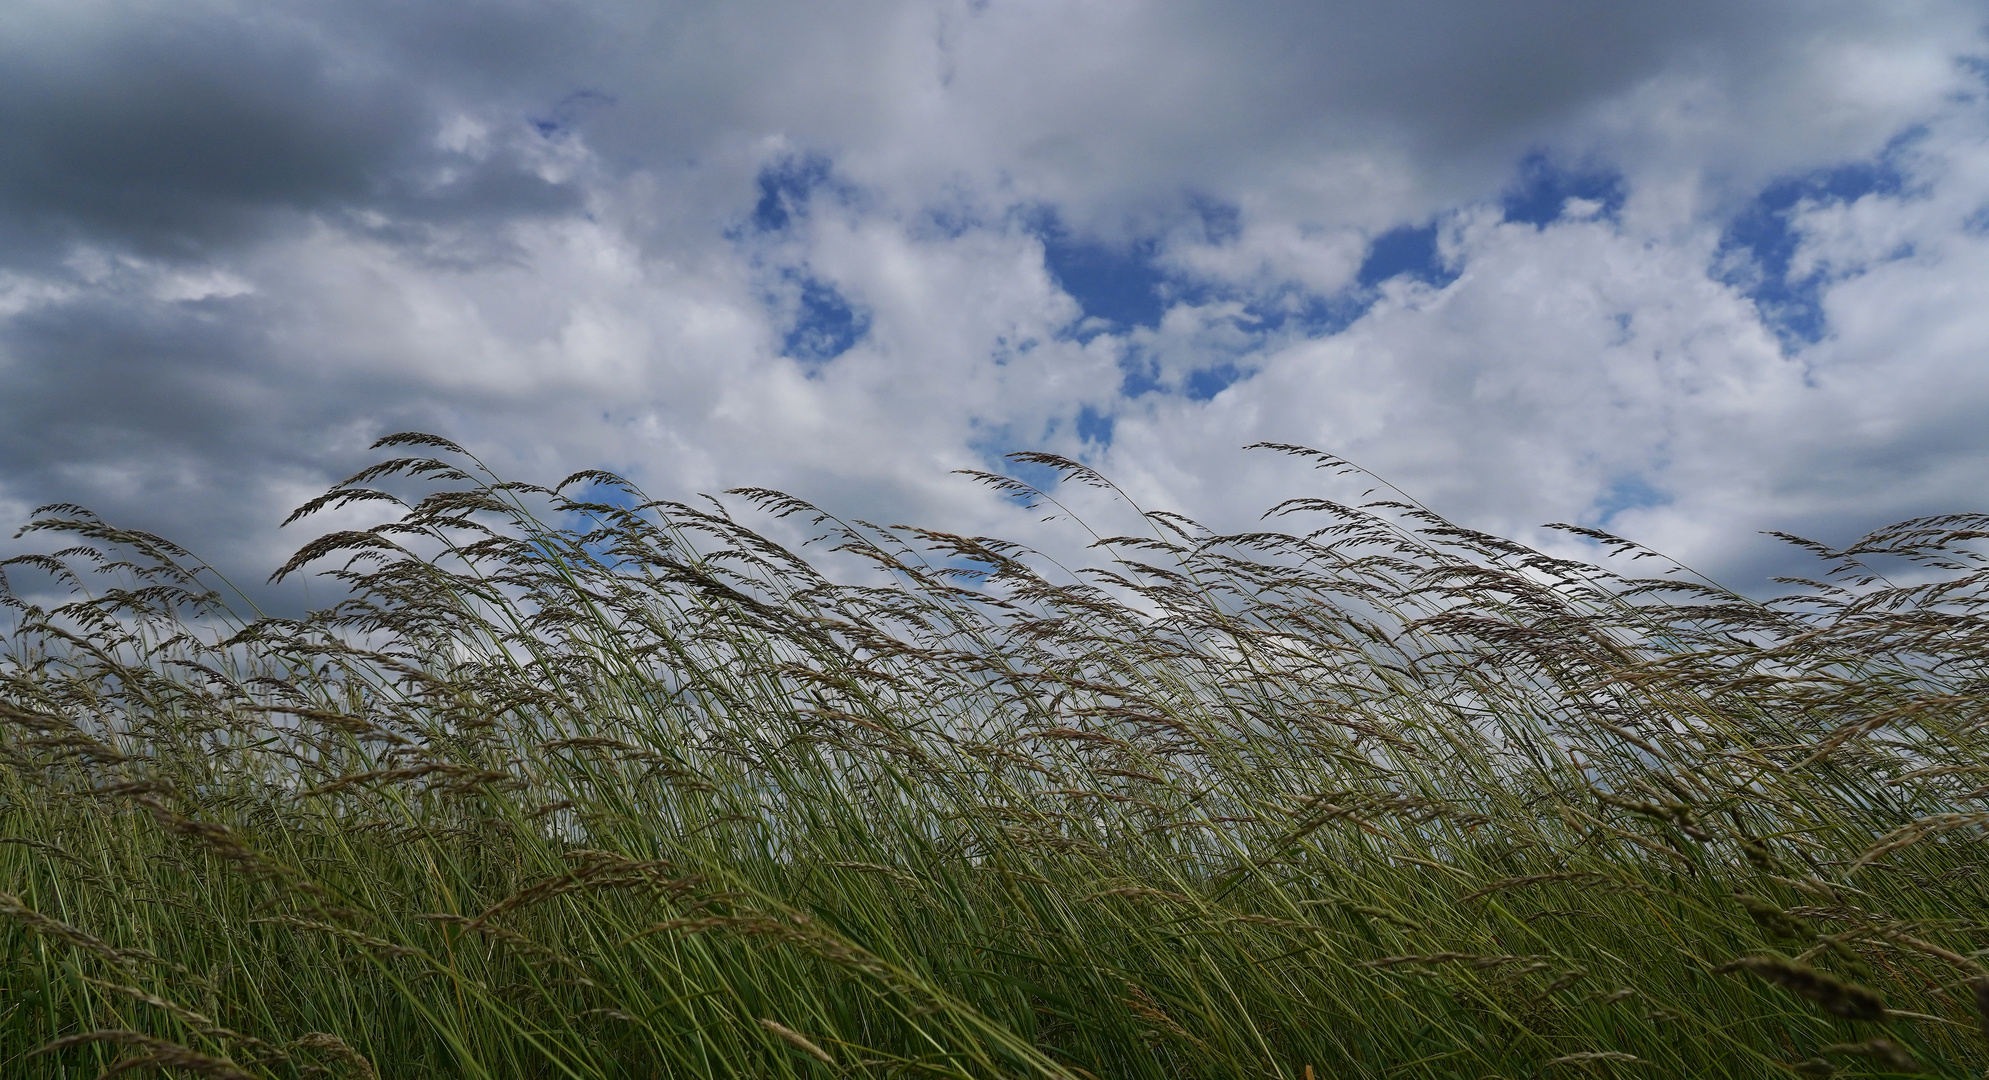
[3,433,1987,1078]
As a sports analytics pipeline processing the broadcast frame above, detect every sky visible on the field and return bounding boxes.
[2,0,1988,604]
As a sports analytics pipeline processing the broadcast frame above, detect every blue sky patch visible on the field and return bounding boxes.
[1593,474,1671,526]
[1075,404,1114,447]
[1036,213,1168,328]
[1240,289,1372,338]
[1715,134,1917,348]
[552,468,650,564]
[923,203,980,239]
[989,333,1040,367]
[1002,456,1066,502]
[1183,362,1246,401]
[1501,152,1626,227]
[1118,348,1163,397]
[1610,311,1633,345]
[753,154,836,233]
[1356,223,1458,289]
[1189,194,1243,246]
[528,90,614,140]
[782,276,869,363]
[967,424,1067,504]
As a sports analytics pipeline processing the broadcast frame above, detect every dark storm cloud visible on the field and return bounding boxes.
[0,1,1953,261]
[0,1,597,266]
[0,9,404,258]
[0,285,370,595]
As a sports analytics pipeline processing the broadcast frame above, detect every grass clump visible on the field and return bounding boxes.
[4,434,1989,1078]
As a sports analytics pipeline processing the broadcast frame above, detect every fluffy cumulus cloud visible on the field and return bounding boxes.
[2,0,1987,603]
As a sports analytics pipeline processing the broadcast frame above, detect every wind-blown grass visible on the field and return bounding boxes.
[3,434,1987,1078]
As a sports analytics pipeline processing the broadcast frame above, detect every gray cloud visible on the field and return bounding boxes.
[0,0,605,268]
[0,8,403,258]
[8,1,1954,256]
[1,0,1985,608]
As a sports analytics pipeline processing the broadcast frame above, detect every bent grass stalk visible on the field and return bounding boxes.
[3,436,1988,1077]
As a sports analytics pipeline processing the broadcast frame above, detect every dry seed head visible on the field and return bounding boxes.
[468,857,692,928]
[292,1033,379,1080]
[33,1031,259,1080]
[1867,927,1989,979]
[1714,956,1888,1021]
[1771,875,1844,903]
[17,444,1989,1078]
[1739,836,1786,874]
[0,891,147,968]
[1810,937,1878,983]
[1544,1051,1641,1067]
[1346,903,1424,931]
[257,917,423,959]
[1735,893,1812,942]
[759,1019,835,1066]
[78,976,265,1049]
[416,914,582,969]
[1121,982,1208,1050]
[1531,968,1588,1002]
[1592,788,1710,840]
[1598,721,1662,759]
[1851,813,1989,872]
[1820,1039,1921,1073]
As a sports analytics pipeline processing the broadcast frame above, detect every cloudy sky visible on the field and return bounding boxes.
[3,0,1987,601]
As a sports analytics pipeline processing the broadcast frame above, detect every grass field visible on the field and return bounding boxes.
[4,434,1987,1078]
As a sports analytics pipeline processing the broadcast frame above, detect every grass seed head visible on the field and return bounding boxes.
[291,1033,379,1080]
[1544,1051,1641,1067]
[10,443,1989,1080]
[1734,893,1812,942]
[1715,956,1888,1021]
[760,1018,835,1066]
[1820,1039,1921,1073]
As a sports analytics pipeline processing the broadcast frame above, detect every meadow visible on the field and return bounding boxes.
[3,433,1986,1078]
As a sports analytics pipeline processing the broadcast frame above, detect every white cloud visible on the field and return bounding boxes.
[1,0,1986,605]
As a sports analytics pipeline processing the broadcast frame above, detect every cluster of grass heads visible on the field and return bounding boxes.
[3,433,1988,1079]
